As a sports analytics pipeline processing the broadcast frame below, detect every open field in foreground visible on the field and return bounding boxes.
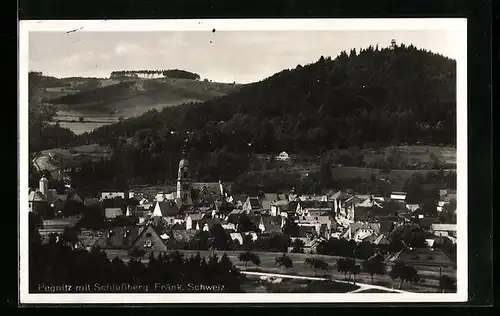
[104,249,456,293]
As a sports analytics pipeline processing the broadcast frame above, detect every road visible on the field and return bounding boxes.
[240,270,409,293]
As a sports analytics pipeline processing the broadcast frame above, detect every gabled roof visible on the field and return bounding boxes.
[186,213,205,221]
[169,222,185,230]
[152,201,180,217]
[293,225,317,238]
[171,230,197,242]
[28,190,47,202]
[260,216,282,233]
[354,206,375,221]
[418,217,442,229]
[299,200,331,209]
[95,226,141,249]
[247,197,262,209]
[132,224,167,247]
[350,222,381,235]
[198,218,222,229]
[430,224,457,232]
[78,230,105,248]
[373,234,389,245]
[386,248,454,267]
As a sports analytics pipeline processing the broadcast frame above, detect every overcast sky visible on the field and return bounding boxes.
[29,30,463,84]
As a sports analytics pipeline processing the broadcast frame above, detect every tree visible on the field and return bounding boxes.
[291,239,305,253]
[238,251,260,268]
[439,275,456,293]
[128,247,146,260]
[362,254,386,284]
[336,258,355,281]
[305,257,329,276]
[351,264,361,285]
[274,254,293,271]
[390,261,420,289]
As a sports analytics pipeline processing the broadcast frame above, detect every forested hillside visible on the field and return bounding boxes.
[30,44,456,193]
[86,44,456,152]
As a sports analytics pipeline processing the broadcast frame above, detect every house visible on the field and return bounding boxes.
[229,232,244,245]
[303,238,325,254]
[406,204,420,212]
[221,222,236,231]
[430,224,457,238]
[39,217,82,241]
[356,196,383,208]
[171,230,197,244]
[197,218,222,231]
[296,200,331,216]
[185,213,205,230]
[28,190,49,214]
[151,200,180,218]
[258,216,283,234]
[242,197,263,215]
[105,208,123,219]
[78,229,104,250]
[270,200,289,216]
[132,224,168,253]
[344,222,381,242]
[260,193,281,211]
[242,231,258,241]
[418,217,442,231]
[165,222,183,231]
[390,192,407,202]
[101,192,126,200]
[354,206,376,222]
[275,151,290,161]
[225,209,246,224]
[385,248,455,269]
[95,226,141,250]
[328,190,352,214]
[227,194,248,208]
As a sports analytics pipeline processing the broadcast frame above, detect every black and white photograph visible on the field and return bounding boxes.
[19,19,467,304]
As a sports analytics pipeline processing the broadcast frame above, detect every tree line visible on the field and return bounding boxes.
[29,213,243,293]
[110,69,200,80]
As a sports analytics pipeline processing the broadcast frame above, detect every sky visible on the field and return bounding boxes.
[29,30,463,84]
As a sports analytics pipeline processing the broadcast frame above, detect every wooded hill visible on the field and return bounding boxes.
[86,44,456,154]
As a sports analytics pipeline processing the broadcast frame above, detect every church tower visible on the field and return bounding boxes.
[176,137,192,205]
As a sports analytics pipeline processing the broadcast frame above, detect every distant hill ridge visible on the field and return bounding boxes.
[86,44,456,152]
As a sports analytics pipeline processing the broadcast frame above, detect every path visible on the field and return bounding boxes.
[240,270,409,293]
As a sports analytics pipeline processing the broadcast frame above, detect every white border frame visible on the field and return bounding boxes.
[18,18,468,304]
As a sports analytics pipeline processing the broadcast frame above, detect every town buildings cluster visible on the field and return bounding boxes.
[28,154,457,269]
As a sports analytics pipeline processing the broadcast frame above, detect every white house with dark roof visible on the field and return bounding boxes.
[390,192,407,202]
[242,197,263,215]
[430,224,457,238]
[275,151,290,161]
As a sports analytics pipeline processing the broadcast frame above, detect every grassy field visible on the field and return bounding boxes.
[104,249,456,293]
[33,144,113,177]
[242,277,359,293]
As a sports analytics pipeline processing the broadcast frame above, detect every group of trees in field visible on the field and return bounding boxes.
[29,213,243,292]
[109,69,200,80]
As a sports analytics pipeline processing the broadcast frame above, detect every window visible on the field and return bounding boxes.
[144,240,152,248]
[145,232,152,237]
